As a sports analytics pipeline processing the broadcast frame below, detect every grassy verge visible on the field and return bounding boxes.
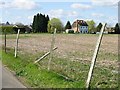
[1,46,118,88]
[1,49,85,88]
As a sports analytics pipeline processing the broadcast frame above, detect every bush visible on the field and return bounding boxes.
[68,30,74,34]
[0,26,15,34]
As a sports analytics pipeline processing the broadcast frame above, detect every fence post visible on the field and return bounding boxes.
[4,31,6,53]
[14,29,20,58]
[34,47,58,64]
[48,28,56,71]
[86,23,107,88]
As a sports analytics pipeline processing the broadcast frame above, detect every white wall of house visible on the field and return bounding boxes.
[79,26,88,33]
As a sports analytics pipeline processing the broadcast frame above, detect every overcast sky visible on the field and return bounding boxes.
[0,0,119,26]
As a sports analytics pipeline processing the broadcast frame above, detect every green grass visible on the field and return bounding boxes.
[1,49,85,88]
[1,40,119,88]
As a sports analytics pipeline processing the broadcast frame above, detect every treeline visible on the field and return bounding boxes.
[0,26,14,34]
[32,13,64,33]
[1,13,119,34]
[85,20,120,34]
[32,13,49,33]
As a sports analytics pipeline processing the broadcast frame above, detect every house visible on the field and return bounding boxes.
[72,20,88,33]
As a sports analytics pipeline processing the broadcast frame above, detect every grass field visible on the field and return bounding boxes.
[1,33,119,88]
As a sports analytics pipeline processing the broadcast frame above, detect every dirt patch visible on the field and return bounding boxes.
[1,34,118,68]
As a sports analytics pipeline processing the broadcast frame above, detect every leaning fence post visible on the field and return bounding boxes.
[48,28,56,71]
[86,23,107,88]
[34,47,58,64]
[4,31,6,53]
[14,29,20,58]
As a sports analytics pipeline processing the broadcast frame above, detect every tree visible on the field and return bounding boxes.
[86,20,96,33]
[32,15,39,33]
[32,13,49,33]
[114,23,120,34]
[47,18,64,33]
[96,23,103,32]
[65,21,72,29]
[6,21,10,25]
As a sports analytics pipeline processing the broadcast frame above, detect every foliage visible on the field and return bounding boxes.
[47,18,64,33]
[0,26,14,34]
[65,21,72,29]
[114,23,120,34]
[68,30,74,34]
[32,13,49,33]
[86,20,96,33]
[96,23,103,32]
[1,50,84,88]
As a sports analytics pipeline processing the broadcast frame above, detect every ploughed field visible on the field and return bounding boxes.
[1,34,119,88]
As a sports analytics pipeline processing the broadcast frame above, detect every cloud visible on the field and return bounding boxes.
[47,9,64,18]
[0,0,38,10]
[91,13,104,17]
[71,3,92,9]
[27,15,34,22]
[0,17,2,22]
[105,16,117,26]
[67,11,78,17]
[0,1,5,5]
[91,0,119,6]
[47,9,79,19]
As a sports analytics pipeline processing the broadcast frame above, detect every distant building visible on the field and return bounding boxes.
[72,20,88,33]
[105,27,115,34]
[13,25,32,33]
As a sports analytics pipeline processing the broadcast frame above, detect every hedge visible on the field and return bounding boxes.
[0,26,15,34]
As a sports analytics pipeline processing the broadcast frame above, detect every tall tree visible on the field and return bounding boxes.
[6,21,10,25]
[32,13,50,33]
[44,15,50,32]
[96,23,103,32]
[65,21,72,29]
[115,23,120,34]
[86,20,96,33]
[46,15,50,21]
[32,15,37,33]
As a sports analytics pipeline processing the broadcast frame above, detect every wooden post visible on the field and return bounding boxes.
[48,28,56,71]
[34,47,58,63]
[14,29,20,58]
[4,32,6,53]
[86,23,107,88]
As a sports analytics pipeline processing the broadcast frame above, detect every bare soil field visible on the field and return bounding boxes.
[2,34,118,64]
[1,34,119,88]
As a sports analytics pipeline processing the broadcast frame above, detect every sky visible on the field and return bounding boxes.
[0,0,119,26]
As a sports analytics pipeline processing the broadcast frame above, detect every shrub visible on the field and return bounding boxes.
[68,30,74,34]
[0,26,15,34]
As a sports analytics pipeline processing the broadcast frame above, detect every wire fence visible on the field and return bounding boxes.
[1,27,118,88]
[2,32,94,82]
